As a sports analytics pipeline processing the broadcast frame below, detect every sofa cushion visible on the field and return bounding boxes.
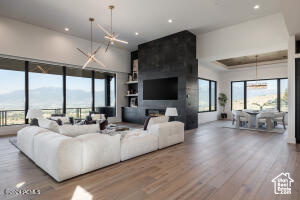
[77,133,121,173]
[17,126,49,160]
[58,124,99,137]
[149,121,184,149]
[147,116,169,130]
[120,130,158,161]
[38,118,59,132]
[33,131,83,182]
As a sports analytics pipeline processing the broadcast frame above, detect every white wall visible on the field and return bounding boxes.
[219,63,288,119]
[198,64,220,124]
[287,36,296,144]
[0,16,130,73]
[0,16,130,135]
[197,14,289,63]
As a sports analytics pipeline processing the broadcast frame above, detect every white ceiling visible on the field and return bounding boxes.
[0,0,281,51]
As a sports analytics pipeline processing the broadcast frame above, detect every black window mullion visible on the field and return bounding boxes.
[63,66,66,114]
[25,61,29,124]
[214,81,217,111]
[277,78,281,112]
[91,71,95,112]
[209,81,212,111]
[244,81,247,110]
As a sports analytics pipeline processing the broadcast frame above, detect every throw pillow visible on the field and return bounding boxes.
[30,118,39,126]
[143,116,154,130]
[50,116,70,124]
[49,118,62,126]
[59,124,99,137]
[38,118,59,132]
[100,120,108,130]
[147,116,169,130]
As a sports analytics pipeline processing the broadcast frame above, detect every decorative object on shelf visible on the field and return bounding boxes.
[128,74,132,82]
[218,93,228,119]
[165,107,178,121]
[132,59,138,80]
[132,72,138,81]
[77,18,105,69]
[26,109,43,126]
[97,5,128,52]
[130,98,137,107]
[247,55,267,89]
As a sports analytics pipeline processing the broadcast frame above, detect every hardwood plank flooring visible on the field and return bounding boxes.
[0,121,299,200]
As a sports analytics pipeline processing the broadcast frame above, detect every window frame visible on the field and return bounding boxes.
[231,77,288,112]
[198,77,217,113]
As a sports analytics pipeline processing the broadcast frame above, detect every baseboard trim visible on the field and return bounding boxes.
[286,137,296,144]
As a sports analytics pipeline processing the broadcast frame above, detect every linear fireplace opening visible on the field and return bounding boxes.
[145,109,166,116]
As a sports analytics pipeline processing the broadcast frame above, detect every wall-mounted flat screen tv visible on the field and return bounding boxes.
[143,77,178,100]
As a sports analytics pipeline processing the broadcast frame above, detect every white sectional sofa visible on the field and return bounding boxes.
[17,119,184,182]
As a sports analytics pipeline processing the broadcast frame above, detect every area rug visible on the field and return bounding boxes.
[9,136,19,149]
[223,122,285,134]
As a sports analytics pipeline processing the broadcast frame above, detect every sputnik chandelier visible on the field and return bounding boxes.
[77,18,105,69]
[97,5,128,52]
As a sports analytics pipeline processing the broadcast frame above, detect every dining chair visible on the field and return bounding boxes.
[256,112,275,131]
[236,111,252,128]
[274,112,286,130]
[232,110,238,125]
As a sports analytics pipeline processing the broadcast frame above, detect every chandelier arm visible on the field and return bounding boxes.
[77,48,90,58]
[105,41,110,52]
[93,45,101,55]
[92,57,106,68]
[83,57,92,69]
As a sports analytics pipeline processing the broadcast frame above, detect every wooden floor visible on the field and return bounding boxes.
[0,121,299,200]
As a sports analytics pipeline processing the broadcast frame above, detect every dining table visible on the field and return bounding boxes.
[245,110,275,131]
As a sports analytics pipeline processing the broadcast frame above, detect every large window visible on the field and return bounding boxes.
[0,58,25,125]
[66,68,92,119]
[280,79,288,112]
[232,82,244,111]
[29,63,63,118]
[94,72,105,107]
[110,77,116,107]
[198,78,217,112]
[0,57,117,126]
[247,80,277,110]
[231,78,288,112]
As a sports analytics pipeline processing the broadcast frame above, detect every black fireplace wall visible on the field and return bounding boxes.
[138,30,198,130]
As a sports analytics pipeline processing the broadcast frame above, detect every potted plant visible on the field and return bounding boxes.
[218,93,228,119]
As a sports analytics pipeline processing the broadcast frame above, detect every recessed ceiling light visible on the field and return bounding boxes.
[168,19,173,23]
[64,27,69,31]
[254,5,260,10]
[135,32,139,36]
